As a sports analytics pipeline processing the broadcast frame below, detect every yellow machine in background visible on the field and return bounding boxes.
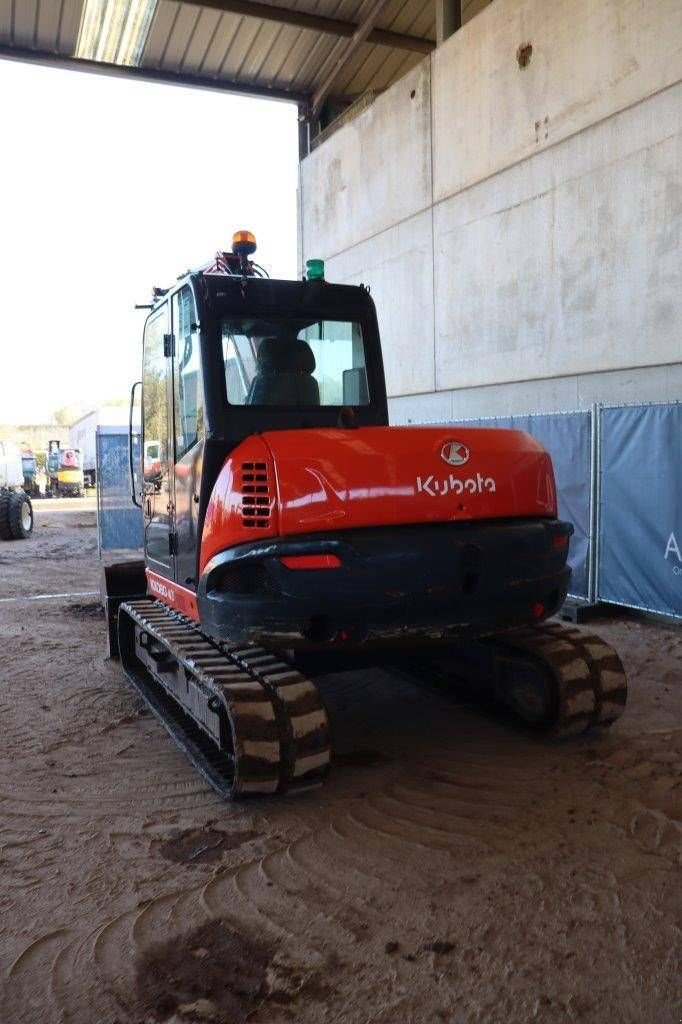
[46,440,84,497]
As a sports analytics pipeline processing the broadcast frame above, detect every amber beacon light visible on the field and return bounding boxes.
[232,230,257,257]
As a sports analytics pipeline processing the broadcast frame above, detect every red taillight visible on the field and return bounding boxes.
[553,534,570,549]
[281,554,342,570]
[533,602,545,618]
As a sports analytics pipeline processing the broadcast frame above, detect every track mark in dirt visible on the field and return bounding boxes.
[334,749,393,767]
[8,927,71,978]
[65,601,104,620]
[100,704,151,733]
[135,919,273,1022]
[152,827,259,865]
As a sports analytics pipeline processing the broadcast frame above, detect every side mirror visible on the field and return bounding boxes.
[129,380,142,508]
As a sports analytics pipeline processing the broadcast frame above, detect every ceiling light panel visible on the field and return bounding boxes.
[75,0,158,66]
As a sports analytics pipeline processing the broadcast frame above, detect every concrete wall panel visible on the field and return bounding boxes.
[434,81,682,391]
[300,60,431,260]
[300,0,682,421]
[389,363,682,424]
[432,0,682,203]
[325,209,435,397]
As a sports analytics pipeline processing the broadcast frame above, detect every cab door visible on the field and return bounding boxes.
[171,286,205,588]
[142,303,174,578]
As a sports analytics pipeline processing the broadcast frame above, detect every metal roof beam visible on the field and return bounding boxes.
[188,0,434,54]
[0,45,308,103]
[310,0,393,118]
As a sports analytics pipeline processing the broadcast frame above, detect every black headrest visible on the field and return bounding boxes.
[295,341,316,374]
[256,336,316,374]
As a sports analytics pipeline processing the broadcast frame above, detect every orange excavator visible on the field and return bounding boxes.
[103,232,627,798]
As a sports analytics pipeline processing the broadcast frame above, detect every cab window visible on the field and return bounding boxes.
[142,308,169,487]
[173,287,204,457]
[222,317,369,407]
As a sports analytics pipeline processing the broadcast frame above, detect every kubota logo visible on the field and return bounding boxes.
[417,473,496,497]
[441,441,470,466]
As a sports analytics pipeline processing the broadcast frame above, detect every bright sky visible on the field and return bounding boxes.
[0,58,299,424]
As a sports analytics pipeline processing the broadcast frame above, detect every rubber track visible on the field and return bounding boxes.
[118,600,330,799]
[415,620,628,738]
[488,621,628,736]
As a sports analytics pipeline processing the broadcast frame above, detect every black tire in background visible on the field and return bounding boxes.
[0,491,12,540]
[9,491,33,539]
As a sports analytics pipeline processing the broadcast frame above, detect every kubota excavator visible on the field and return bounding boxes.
[103,231,627,798]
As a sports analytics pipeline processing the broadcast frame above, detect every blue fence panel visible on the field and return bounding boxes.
[598,403,681,618]
[96,429,143,551]
[454,411,593,601]
[509,413,592,601]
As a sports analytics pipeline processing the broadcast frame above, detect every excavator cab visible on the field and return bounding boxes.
[136,237,388,596]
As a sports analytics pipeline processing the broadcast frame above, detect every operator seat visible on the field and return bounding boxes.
[246,336,320,406]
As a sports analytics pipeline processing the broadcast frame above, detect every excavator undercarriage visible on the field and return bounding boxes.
[113,596,627,800]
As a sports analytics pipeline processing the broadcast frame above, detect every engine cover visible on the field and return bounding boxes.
[200,426,558,574]
[263,426,556,535]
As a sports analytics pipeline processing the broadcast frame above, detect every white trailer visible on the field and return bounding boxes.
[69,406,131,487]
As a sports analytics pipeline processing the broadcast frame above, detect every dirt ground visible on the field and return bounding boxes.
[0,504,680,1024]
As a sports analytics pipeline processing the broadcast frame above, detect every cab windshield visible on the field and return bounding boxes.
[221,317,369,406]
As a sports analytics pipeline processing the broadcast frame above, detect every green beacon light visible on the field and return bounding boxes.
[306,258,325,281]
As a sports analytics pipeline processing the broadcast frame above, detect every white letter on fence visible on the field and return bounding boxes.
[664,532,681,562]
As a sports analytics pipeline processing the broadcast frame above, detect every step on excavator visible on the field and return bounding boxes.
[103,231,627,798]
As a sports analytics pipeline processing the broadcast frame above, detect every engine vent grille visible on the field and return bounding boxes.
[240,461,271,529]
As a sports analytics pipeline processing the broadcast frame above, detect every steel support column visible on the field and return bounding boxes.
[435,0,461,45]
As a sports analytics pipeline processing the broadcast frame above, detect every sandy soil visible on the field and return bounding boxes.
[0,506,680,1024]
